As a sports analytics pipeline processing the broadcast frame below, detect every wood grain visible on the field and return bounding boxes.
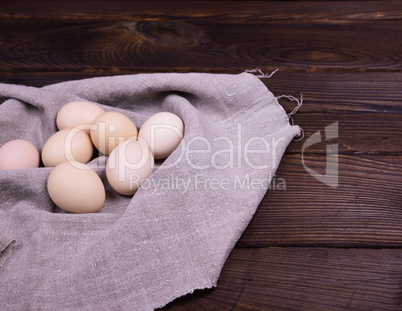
[1,3,402,72]
[287,112,402,154]
[160,247,402,311]
[2,1,402,22]
[239,154,402,247]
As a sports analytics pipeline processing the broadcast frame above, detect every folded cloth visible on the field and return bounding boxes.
[0,72,300,310]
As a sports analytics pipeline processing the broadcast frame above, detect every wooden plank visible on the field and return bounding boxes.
[1,16,402,71]
[267,71,402,113]
[159,247,402,311]
[238,153,402,247]
[287,112,402,154]
[2,1,402,22]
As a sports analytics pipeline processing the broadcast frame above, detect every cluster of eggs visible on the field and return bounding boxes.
[0,101,184,214]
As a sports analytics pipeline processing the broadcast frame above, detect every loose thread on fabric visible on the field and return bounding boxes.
[244,68,303,140]
[276,93,303,117]
[276,93,304,140]
[243,68,279,79]
[294,127,304,141]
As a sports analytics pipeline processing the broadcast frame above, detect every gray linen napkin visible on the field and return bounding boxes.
[0,72,300,310]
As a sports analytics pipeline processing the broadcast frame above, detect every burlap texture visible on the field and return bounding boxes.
[0,72,300,310]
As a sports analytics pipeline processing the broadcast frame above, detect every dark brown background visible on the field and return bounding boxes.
[1,1,402,310]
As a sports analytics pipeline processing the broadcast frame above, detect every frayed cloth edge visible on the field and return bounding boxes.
[243,68,279,79]
[276,93,304,141]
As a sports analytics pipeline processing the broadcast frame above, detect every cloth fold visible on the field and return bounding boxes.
[0,72,300,310]
[0,235,15,269]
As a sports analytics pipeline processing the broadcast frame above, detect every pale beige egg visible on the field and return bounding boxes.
[47,161,105,213]
[42,128,93,167]
[90,111,138,156]
[0,139,40,169]
[106,140,154,196]
[138,112,184,159]
[56,101,105,134]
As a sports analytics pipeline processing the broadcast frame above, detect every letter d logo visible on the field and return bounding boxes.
[302,122,338,188]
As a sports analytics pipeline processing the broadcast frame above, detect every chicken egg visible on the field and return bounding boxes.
[138,112,184,159]
[56,101,105,133]
[42,128,93,167]
[90,111,138,156]
[106,140,154,195]
[47,161,105,213]
[0,139,40,169]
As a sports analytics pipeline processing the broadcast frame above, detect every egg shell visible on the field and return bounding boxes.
[42,128,93,167]
[106,140,154,196]
[47,161,105,213]
[90,111,138,156]
[138,112,184,159]
[56,101,105,134]
[0,139,40,169]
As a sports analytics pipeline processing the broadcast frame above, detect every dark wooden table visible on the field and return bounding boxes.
[1,1,402,310]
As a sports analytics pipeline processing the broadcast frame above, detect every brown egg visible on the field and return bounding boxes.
[138,112,184,159]
[56,101,105,134]
[42,128,93,167]
[47,161,105,213]
[106,140,154,195]
[90,111,138,156]
[0,139,40,169]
